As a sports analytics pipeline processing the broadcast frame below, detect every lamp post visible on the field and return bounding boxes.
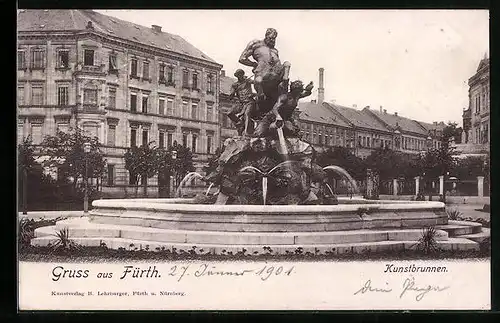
[83,142,91,213]
[171,149,177,197]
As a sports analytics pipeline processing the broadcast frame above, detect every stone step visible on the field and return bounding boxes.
[34,218,449,245]
[30,236,479,254]
[436,220,483,236]
[460,228,491,243]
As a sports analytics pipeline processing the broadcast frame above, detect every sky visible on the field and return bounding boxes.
[97,9,489,125]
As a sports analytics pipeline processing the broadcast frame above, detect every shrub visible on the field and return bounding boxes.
[446,209,462,220]
[414,226,440,254]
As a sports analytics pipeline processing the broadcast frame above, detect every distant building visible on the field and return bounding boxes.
[219,70,239,142]
[458,55,489,155]
[17,9,223,197]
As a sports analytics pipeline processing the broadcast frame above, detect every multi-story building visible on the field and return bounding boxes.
[17,9,223,197]
[325,104,393,158]
[364,107,439,154]
[458,55,489,155]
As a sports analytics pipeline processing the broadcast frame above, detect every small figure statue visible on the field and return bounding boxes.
[254,80,314,138]
[226,69,257,136]
[238,28,291,102]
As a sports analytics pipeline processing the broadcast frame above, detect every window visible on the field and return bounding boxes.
[207,74,214,93]
[167,98,174,116]
[141,175,147,186]
[159,131,165,148]
[206,103,213,121]
[57,50,69,68]
[167,133,173,148]
[207,135,213,154]
[83,123,98,138]
[159,98,165,115]
[142,96,148,113]
[192,73,198,89]
[318,134,322,145]
[358,135,362,147]
[130,128,137,147]
[56,121,69,133]
[17,50,26,69]
[30,123,43,144]
[130,94,137,112]
[17,86,24,105]
[83,49,94,66]
[130,59,138,77]
[107,124,116,146]
[31,86,44,105]
[83,88,98,106]
[182,70,189,88]
[159,64,165,82]
[182,101,189,118]
[191,102,198,120]
[167,66,174,83]
[108,88,116,108]
[107,165,115,186]
[367,137,370,148]
[191,134,197,153]
[142,61,150,79]
[30,49,45,69]
[108,54,118,72]
[57,86,69,106]
[18,121,24,143]
[142,130,148,146]
[182,133,188,147]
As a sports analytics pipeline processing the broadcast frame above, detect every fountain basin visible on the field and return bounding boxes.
[86,197,447,232]
[30,197,488,254]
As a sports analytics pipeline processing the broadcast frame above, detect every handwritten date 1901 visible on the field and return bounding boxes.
[168,264,294,282]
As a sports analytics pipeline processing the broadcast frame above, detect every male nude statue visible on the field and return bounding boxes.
[238,28,291,101]
[227,69,257,136]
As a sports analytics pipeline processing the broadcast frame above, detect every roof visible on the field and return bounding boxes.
[17,9,218,65]
[365,108,428,136]
[298,102,351,128]
[220,75,235,96]
[418,121,447,133]
[326,103,389,133]
[477,57,489,72]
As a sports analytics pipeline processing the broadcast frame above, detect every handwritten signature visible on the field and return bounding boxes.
[354,277,449,301]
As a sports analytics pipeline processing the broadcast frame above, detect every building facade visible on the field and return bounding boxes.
[459,56,489,154]
[17,9,223,197]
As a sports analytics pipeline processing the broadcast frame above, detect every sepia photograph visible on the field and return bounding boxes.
[17,9,490,310]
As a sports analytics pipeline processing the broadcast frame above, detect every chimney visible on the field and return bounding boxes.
[383,109,387,114]
[311,99,317,103]
[353,104,357,108]
[151,25,162,32]
[433,121,438,126]
[221,70,225,77]
[318,67,325,104]
[394,112,398,116]
[380,106,383,113]
[365,105,370,109]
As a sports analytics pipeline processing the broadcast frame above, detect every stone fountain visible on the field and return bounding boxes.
[31,28,489,255]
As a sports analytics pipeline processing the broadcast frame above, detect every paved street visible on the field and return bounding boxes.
[446,203,490,221]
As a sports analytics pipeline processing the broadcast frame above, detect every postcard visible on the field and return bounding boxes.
[17,9,490,311]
